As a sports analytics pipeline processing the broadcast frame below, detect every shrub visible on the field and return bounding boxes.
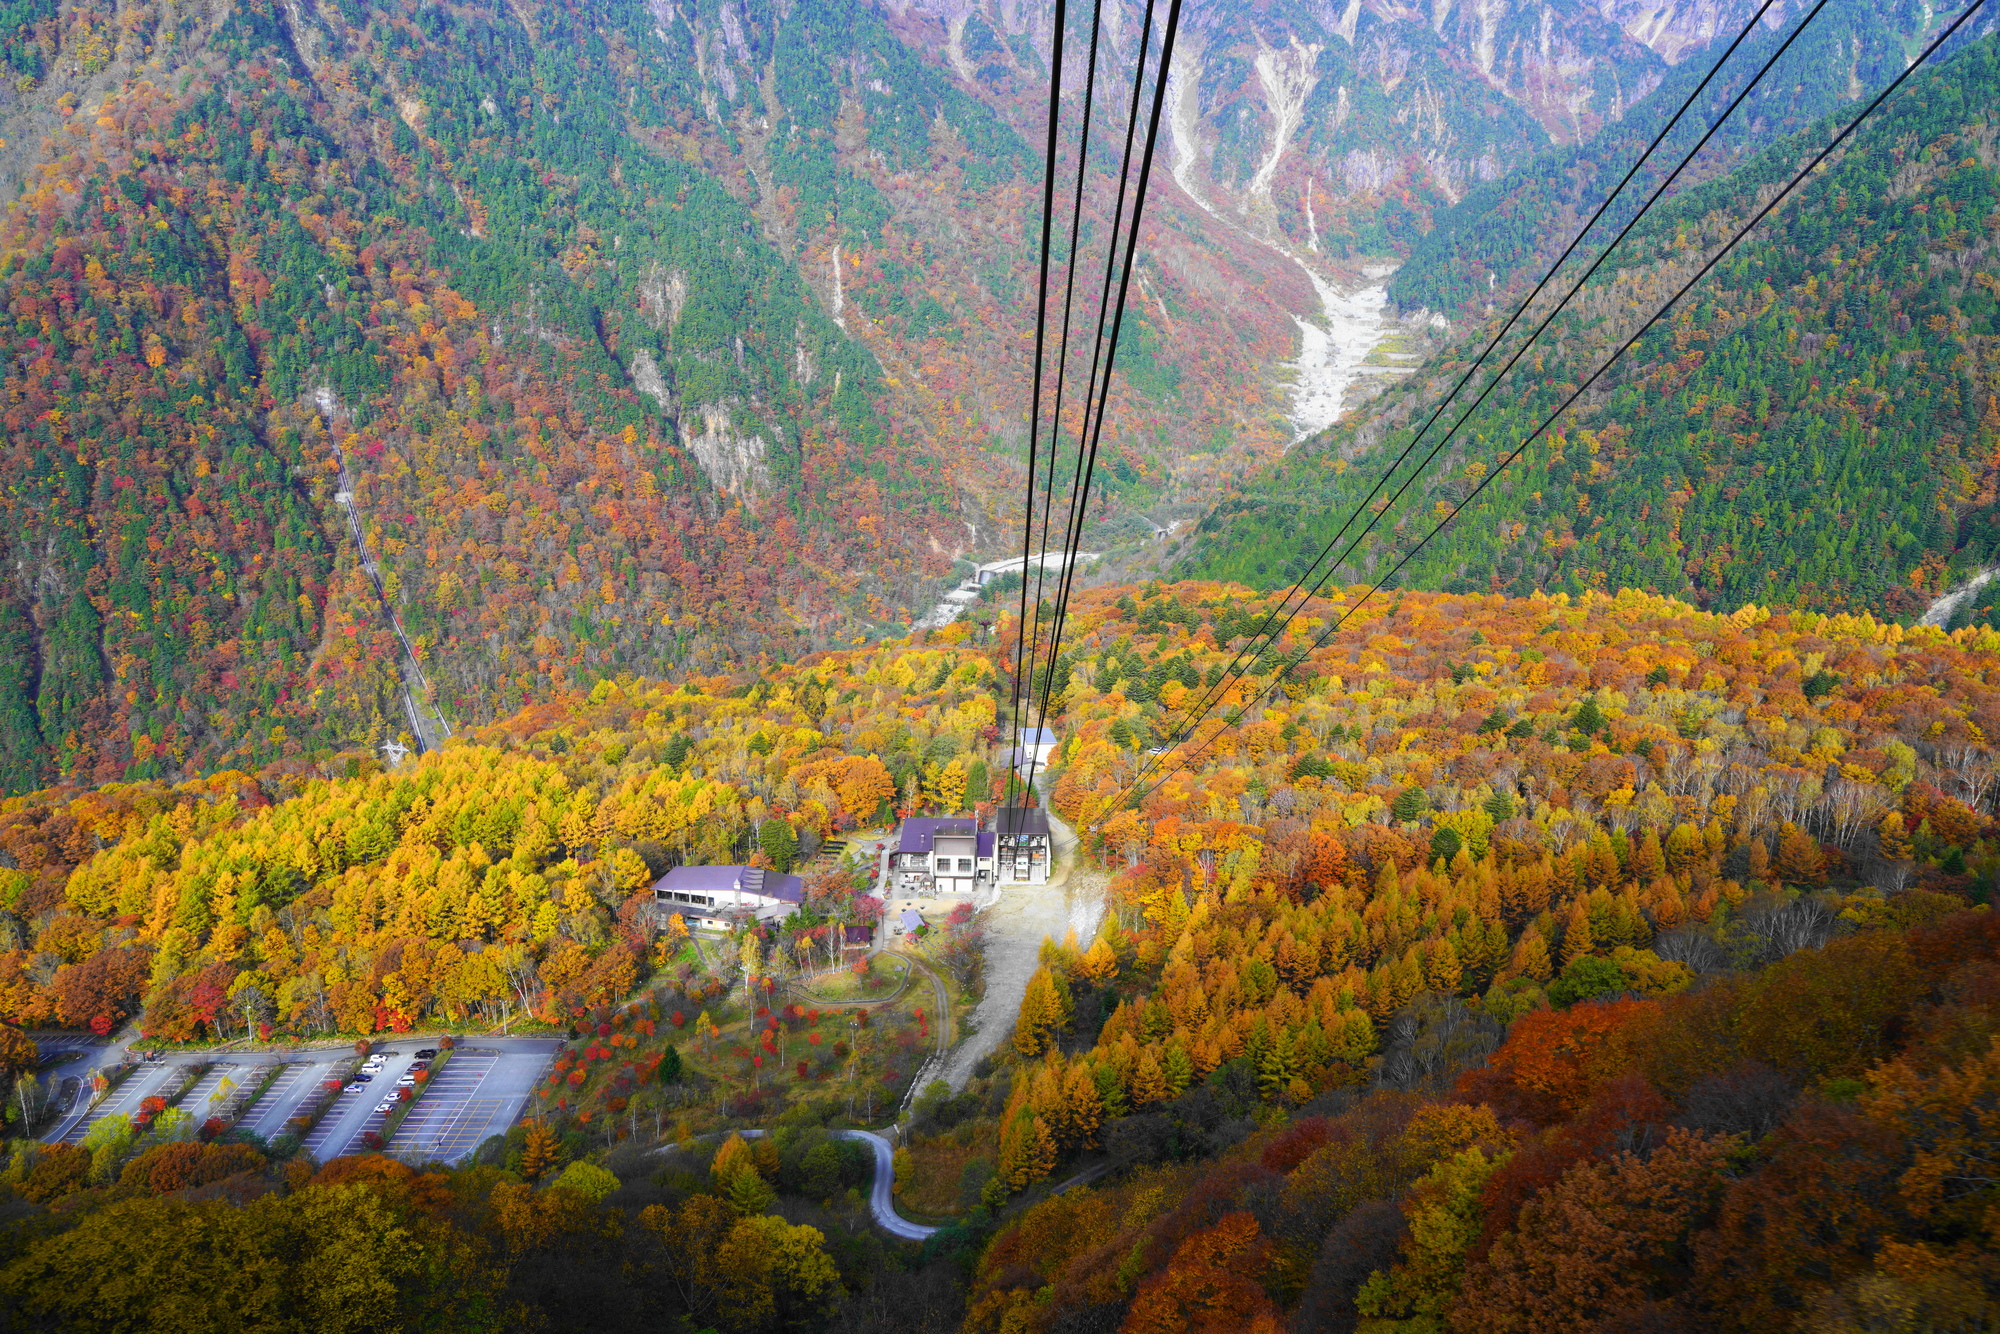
[551,1160,620,1202]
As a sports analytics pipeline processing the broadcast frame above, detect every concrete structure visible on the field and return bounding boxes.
[1016,727,1058,767]
[971,550,1101,586]
[1003,726,1061,794]
[650,865,804,930]
[916,552,1101,631]
[891,807,1054,893]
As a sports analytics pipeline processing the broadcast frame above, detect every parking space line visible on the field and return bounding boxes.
[386,1056,497,1154]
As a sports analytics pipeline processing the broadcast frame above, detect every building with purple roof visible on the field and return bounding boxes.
[893,817,993,894]
[650,864,803,931]
[891,804,1053,892]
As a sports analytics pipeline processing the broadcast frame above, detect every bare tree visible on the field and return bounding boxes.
[1654,927,1730,974]
[1821,778,1891,849]
[1377,994,1506,1091]
[1937,742,2000,812]
[1735,895,1843,965]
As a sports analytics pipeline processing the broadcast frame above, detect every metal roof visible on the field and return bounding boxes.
[650,865,804,904]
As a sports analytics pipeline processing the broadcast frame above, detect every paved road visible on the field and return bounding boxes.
[841,1129,936,1241]
[739,1128,936,1240]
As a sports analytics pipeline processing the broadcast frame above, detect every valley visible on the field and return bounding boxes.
[0,2,1997,1333]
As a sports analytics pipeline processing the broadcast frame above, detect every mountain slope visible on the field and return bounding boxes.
[0,0,1973,796]
[0,0,1030,789]
[1386,0,1993,319]
[1177,32,2000,623]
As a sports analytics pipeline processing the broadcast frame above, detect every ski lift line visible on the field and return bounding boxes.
[1016,0,1109,783]
[1008,0,1070,804]
[1019,0,1186,808]
[1112,0,1840,810]
[1112,0,1990,822]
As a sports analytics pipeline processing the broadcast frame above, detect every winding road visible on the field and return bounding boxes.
[738,1127,936,1240]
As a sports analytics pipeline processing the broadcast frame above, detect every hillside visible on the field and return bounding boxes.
[0,580,1997,1330]
[1180,32,2000,626]
[0,0,1971,796]
[1385,0,2000,320]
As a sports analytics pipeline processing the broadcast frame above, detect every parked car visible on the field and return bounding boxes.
[345,1083,368,1094]
[374,1101,396,1113]
[414,1049,438,1060]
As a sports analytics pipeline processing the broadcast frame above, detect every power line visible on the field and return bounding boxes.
[1117,0,1836,808]
[1018,0,1186,809]
[1113,0,1794,788]
[1022,0,1157,724]
[1112,0,1988,821]
[1015,0,1107,793]
[1006,0,1069,806]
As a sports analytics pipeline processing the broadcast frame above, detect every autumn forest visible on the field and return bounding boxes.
[0,0,1991,1331]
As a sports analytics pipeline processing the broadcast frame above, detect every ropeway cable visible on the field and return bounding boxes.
[1116,0,1840,808]
[1109,0,1989,820]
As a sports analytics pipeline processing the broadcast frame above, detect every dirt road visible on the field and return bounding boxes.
[938,808,1105,1091]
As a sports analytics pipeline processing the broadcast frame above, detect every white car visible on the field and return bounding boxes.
[395,1076,416,1088]
[345,1083,369,1094]
[374,1101,397,1113]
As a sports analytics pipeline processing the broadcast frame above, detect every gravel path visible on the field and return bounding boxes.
[938,808,1105,1091]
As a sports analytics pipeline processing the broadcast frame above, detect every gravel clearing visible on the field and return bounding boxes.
[939,809,1106,1091]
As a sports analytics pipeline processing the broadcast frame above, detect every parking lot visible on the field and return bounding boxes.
[305,1050,415,1160]
[179,1063,245,1121]
[243,1061,333,1141]
[54,1062,180,1144]
[386,1053,497,1161]
[388,1043,557,1164]
[35,1039,558,1161]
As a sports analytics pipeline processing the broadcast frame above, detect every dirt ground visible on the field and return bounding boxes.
[938,809,1106,1091]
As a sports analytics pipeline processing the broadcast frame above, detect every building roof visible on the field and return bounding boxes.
[843,924,872,946]
[896,817,977,856]
[1018,726,1058,746]
[899,908,925,931]
[996,806,1051,837]
[650,865,804,904]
